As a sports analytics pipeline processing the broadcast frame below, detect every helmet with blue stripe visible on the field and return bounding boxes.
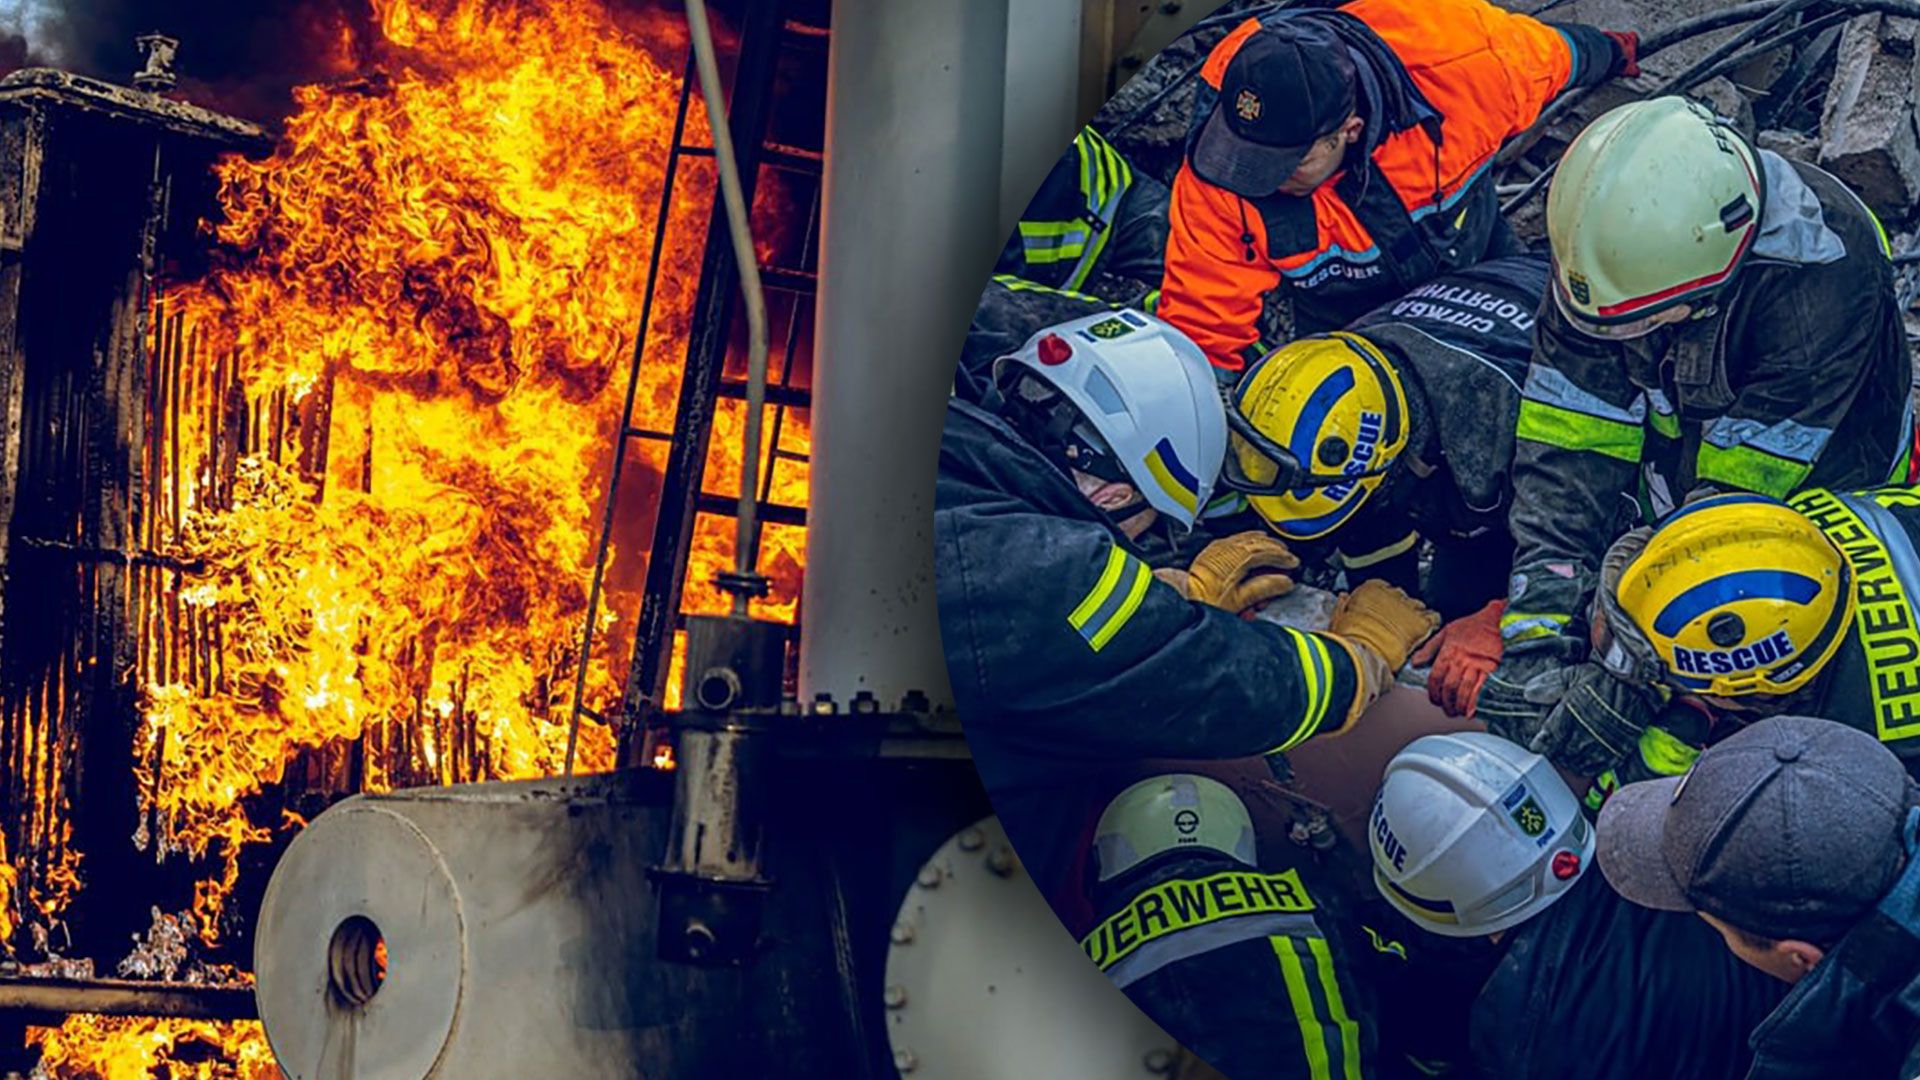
[1222,332,1409,540]
[996,309,1227,530]
[1615,493,1853,698]
[1371,732,1593,938]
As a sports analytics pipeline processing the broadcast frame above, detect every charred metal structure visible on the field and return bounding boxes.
[0,67,269,970]
[0,0,1192,1074]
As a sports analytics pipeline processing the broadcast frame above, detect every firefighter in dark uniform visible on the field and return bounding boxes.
[1487,97,1915,769]
[997,125,1170,303]
[956,274,1120,405]
[1085,774,1378,1080]
[1365,731,1786,1079]
[1550,486,1920,793]
[1216,255,1545,718]
[936,308,1439,904]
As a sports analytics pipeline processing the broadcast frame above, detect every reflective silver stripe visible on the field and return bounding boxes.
[1893,406,1915,480]
[1703,416,1834,464]
[1644,387,1675,417]
[1105,912,1325,989]
[1839,492,1920,599]
[1522,364,1647,424]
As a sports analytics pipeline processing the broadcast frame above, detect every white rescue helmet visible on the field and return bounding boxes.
[1369,732,1594,937]
[1547,96,1763,338]
[996,310,1227,529]
[1093,774,1257,882]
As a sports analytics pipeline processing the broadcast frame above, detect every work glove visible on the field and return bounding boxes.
[1475,635,1583,747]
[1329,579,1440,673]
[1527,662,1666,779]
[1603,30,1641,78]
[1185,531,1299,614]
[1410,599,1504,718]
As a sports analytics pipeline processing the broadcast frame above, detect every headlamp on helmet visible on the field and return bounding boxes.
[1614,494,1853,698]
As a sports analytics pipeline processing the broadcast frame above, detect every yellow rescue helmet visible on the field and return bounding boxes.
[1223,332,1408,540]
[1614,494,1853,697]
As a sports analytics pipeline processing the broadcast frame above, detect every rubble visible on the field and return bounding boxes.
[1818,13,1920,216]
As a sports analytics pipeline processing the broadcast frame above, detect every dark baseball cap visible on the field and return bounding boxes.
[1597,716,1917,944]
[1189,21,1358,199]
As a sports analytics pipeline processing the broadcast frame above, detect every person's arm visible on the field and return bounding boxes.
[1157,167,1283,376]
[1502,300,1643,649]
[1463,0,1635,132]
[938,501,1363,765]
[1693,267,1893,499]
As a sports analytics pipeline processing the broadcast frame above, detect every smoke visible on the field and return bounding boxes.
[0,0,377,122]
[0,0,67,67]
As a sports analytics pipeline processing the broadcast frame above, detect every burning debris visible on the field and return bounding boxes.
[0,0,816,1073]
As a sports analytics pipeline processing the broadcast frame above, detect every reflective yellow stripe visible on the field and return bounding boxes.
[1501,610,1570,642]
[1080,868,1317,971]
[1088,560,1152,652]
[1791,488,1920,741]
[1637,725,1701,776]
[1069,546,1128,631]
[1142,447,1199,514]
[1307,935,1363,1080]
[1649,409,1680,440]
[1362,925,1407,960]
[1516,398,1644,463]
[1273,937,1336,1080]
[1338,530,1419,570]
[1695,442,1810,498]
[990,273,1106,306]
[1272,627,1331,752]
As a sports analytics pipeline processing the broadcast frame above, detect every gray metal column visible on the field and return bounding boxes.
[802,0,1011,708]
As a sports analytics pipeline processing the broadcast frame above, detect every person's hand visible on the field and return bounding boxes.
[1528,663,1664,778]
[1411,599,1504,718]
[1475,636,1583,746]
[1186,531,1299,614]
[1329,579,1439,672]
[1604,30,1641,77]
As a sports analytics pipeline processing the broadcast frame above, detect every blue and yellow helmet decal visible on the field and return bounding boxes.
[1228,332,1409,540]
[1617,494,1853,697]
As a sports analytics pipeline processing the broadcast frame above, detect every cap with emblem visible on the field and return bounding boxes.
[1189,20,1358,199]
[1597,716,1917,943]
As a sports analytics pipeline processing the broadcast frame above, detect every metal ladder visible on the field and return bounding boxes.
[568,1,824,769]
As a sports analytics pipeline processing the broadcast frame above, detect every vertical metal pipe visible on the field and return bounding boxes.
[802,0,1011,709]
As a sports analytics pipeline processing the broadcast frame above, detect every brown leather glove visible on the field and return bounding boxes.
[1185,532,1298,614]
[1329,579,1440,673]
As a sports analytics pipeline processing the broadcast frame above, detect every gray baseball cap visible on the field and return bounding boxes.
[1597,716,1916,944]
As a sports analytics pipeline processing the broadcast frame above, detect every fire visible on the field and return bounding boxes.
[142,0,713,904]
[21,0,811,1071]
[30,1018,279,1080]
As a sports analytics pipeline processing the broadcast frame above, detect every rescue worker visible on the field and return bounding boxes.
[936,308,1439,901]
[1528,487,1920,788]
[1487,96,1914,755]
[1368,732,1785,1078]
[1085,774,1376,1079]
[1158,0,1638,373]
[1598,717,1920,1078]
[997,126,1169,302]
[957,274,1124,405]
[1217,255,1545,717]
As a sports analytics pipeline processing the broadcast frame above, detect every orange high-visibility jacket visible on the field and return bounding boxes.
[1160,0,1616,372]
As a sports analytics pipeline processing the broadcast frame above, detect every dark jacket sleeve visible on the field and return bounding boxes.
[1547,23,1629,91]
[1502,299,1642,645]
[937,499,1361,769]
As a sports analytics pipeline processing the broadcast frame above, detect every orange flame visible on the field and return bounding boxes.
[29,1018,279,1080]
[26,0,811,1071]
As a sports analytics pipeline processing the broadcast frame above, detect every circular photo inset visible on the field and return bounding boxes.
[930,2,1920,1076]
